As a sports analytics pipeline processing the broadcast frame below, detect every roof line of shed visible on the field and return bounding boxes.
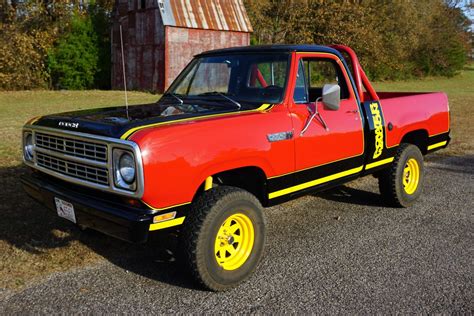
[158,0,253,33]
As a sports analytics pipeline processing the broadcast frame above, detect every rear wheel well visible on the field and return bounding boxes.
[400,129,428,155]
[195,167,268,206]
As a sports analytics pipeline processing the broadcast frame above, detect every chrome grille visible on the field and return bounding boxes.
[35,132,107,162]
[23,126,144,198]
[36,152,109,186]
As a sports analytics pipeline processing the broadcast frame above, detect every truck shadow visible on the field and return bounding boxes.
[425,154,474,175]
[80,229,202,291]
[2,154,471,290]
[0,164,199,290]
[315,185,386,207]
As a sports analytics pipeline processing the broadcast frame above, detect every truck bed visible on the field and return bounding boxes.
[375,91,450,148]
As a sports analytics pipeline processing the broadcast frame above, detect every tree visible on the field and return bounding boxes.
[47,13,99,89]
[244,0,471,80]
[1,0,113,90]
[0,1,59,90]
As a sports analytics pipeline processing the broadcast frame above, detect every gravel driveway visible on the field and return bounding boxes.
[1,154,473,314]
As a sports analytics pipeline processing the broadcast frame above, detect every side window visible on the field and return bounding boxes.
[303,58,350,102]
[293,60,308,103]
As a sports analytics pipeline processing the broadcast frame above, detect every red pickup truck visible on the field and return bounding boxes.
[21,45,450,291]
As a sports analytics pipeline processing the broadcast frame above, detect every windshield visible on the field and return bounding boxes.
[163,53,290,111]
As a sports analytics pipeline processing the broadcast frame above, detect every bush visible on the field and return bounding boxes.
[414,3,468,77]
[89,4,111,89]
[0,3,59,90]
[47,14,99,90]
[0,25,51,90]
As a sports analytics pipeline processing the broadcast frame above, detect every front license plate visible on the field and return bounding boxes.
[54,197,76,223]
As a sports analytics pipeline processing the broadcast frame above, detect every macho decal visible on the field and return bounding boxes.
[369,102,384,159]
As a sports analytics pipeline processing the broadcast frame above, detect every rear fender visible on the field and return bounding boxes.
[399,129,429,154]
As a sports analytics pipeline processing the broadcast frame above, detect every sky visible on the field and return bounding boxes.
[461,0,473,30]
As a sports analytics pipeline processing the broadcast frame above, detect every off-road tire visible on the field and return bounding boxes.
[378,143,424,207]
[181,186,266,291]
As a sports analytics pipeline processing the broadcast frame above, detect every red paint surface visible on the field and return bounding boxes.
[131,105,294,208]
[288,52,365,171]
[129,50,450,210]
[378,92,450,147]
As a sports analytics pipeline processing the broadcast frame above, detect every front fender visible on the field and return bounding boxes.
[129,108,294,209]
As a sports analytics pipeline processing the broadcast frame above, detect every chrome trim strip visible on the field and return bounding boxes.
[36,151,109,185]
[23,125,145,198]
[35,146,108,168]
[34,160,111,190]
[35,132,108,162]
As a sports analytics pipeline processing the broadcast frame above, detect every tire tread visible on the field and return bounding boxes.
[181,186,263,291]
[378,143,423,207]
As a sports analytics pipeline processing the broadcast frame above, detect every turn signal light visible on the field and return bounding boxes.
[153,212,177,223]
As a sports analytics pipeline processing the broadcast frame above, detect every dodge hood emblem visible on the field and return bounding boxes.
[58,121,79,128]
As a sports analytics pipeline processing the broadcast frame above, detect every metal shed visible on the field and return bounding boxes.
[111,0,253,93]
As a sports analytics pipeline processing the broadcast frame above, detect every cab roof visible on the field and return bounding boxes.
[196,44,342,58]
[196,44,359,103]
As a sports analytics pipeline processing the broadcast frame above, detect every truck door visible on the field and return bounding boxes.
[287,53,365,194]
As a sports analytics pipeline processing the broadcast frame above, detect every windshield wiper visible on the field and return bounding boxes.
[198,92,241,109]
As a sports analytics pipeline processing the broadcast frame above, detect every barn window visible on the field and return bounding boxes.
[140,0,146,9]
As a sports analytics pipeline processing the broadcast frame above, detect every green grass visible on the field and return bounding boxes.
[0,90,158,168]
[0,66,472,290]
[0,90,158,290]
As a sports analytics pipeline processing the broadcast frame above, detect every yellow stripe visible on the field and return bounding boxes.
[120,104,273,140]
[142,200,191,211]
[28,116,42,125]
[256,103,272,111]
[268,166,363,199]
[365,157,394,170]
[204,176,213,191]
[149,216,185,231]
[428,141,447,151]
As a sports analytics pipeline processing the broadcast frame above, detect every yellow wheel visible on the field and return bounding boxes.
[214,213,255,270]
[403,158,420,195]
[181,186,266,291]
[379,144,424,207]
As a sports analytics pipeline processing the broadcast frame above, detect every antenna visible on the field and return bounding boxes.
[119,20,129,120]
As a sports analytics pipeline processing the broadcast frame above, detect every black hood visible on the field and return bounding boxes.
[30,102,238,139]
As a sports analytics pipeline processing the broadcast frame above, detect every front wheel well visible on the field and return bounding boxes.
[400,129,429,155]
[195,167,268,206]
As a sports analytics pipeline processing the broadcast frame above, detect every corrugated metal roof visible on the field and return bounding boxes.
[157,0,253,32]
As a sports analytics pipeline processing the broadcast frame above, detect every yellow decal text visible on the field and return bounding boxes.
[370,102,384,159]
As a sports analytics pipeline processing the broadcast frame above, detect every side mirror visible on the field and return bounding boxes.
[322,84,341,111]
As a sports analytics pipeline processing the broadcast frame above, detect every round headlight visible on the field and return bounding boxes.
[24,134,34,160]
[119,153,136,184]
